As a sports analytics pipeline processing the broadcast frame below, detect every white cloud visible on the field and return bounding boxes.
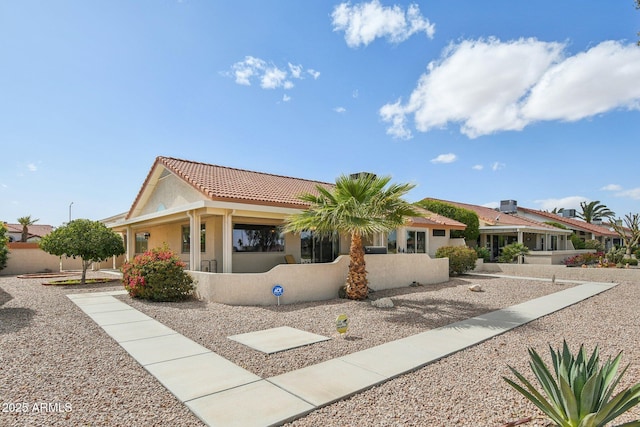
[332,0,435,48]
[472,164,483,170]
[27,163,37,172]
[534,196,588,211]
[617,188,640,200]
[227,56,318,92]
[352,89,359,98]
[282,94,291,102]
[430,153,457,164]
[288,63,303,79]
[334,106,347,113]
[491,162,505,171]
[602,184,622,191]
[380,39,640,139]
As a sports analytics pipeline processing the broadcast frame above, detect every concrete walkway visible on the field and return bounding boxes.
[67,277,617,427]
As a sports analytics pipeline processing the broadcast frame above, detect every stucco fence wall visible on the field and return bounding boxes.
[1,243,124,276]
[191,254,449,306]
[475,262,640,283]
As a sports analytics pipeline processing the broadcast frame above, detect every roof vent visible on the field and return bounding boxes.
[499,200,518,214]
[562,209,577,218]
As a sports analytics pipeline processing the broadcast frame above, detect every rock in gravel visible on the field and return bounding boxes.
[371,297,394,308]
[469,284,482,292]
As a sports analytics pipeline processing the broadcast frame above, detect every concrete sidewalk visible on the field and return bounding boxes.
[68,277,617,427]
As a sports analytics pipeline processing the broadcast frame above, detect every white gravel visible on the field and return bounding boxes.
[1,271,639,426]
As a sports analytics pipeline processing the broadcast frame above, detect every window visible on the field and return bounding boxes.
[135,232,149,254]
[182,224,206,253]
[387,230,397,254]
[233,224,284,252]
[406,230,426,253]
[300,231,339,263]
[433,229,446,237]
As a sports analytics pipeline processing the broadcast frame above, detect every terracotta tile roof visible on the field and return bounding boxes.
[422,198,562,230]
[5,223,53,237]
[517,207,618,237]
[128,157,335,216]
[407,207,466,229]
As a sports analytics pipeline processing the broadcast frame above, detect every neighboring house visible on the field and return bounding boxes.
[517,207,619,250]
[5,223,53,243]
[422,198,574,263]
[104,157,466,273]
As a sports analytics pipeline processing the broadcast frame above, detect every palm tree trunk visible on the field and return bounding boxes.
[346,233,368,300]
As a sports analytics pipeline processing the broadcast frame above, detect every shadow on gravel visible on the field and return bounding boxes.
[0,287,12,306]
[381,298,489,328]
[0,307,35,334]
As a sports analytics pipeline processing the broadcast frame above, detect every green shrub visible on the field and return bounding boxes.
[570,234,586,249]
[606,247,626,265]
[435,246,477,275]
[504,340,640,427]
[122,246,195,302]
[625,258,638,266]
[415,200,480,241]
[634,247,640,259]
[584,239,604,251]
[498,243,529,263]
[475,246,490,262]
[0,222,9,271]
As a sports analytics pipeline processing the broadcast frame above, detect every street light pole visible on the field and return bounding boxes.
[69,202,73,223]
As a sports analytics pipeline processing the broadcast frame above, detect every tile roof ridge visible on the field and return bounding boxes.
[158,156,335,187]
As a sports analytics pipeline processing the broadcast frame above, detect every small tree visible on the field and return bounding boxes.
[17,215,39,242]
[0,222,9,271]
[498,242,529,263]
[610,213,640,258]
[39,219,125,284]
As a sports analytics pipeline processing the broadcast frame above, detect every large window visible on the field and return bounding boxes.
[233,224,284,252]
[182,224,206,253]
[406,230,426,253]
[433,229,446,237]
[300,231,338,263]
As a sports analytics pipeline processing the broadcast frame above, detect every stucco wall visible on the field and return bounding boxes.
[192,254,449,305]
[475,262,640,283]
[1,244,123,275]
[140,174,204,215]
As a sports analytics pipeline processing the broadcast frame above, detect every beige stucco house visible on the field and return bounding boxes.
[423,198,576,264]
[104,157,467,274]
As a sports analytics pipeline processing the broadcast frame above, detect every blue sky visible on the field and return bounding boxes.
[2,0,639,227]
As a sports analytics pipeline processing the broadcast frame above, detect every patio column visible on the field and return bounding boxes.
[187,210,201,271]
[126,226,135,261]
[222,210,234,273]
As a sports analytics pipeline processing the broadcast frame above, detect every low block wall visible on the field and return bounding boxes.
[475,262,640,283]
[1,243,124,276]
[192,254,449,306]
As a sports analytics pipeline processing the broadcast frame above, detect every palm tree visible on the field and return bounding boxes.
[577,201,614,223]
[17,215,39,242]
[283,173,418,300]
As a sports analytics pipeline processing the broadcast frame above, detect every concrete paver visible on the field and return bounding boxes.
[67,277,618,427]
[229,326,330,354]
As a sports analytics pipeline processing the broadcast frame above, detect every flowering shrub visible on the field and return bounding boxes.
[563,252,605,267]
[122,246,194,301]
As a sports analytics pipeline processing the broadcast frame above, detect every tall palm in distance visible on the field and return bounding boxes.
[283,173,418,300]
[17,215,39,242]
[577,201,614,224]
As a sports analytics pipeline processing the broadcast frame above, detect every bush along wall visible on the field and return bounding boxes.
[122,246,195,302]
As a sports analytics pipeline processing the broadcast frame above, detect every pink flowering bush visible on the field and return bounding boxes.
[122,245,194,301]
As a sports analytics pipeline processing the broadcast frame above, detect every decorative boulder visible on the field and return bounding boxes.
[371,297,394,308]
[468,284,482,292]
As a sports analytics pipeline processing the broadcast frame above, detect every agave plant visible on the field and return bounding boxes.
[503,341,640,427]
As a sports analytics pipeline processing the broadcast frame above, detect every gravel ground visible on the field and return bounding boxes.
[0,271,638,427]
